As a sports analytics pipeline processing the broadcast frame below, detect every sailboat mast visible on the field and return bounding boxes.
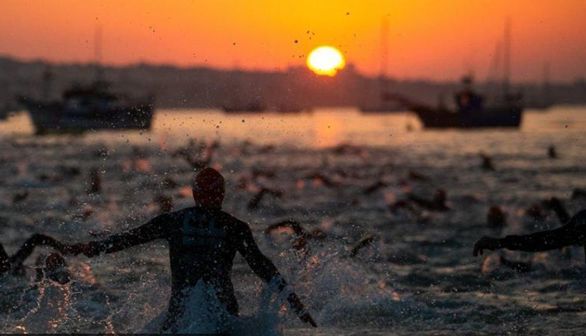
[379,16,390,103]
[94,24,103,82]
[503,17,511,97]
[380,17,389,79]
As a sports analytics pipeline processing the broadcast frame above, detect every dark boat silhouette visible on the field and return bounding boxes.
[397,19,523,129]
[222,99,266,113]
[397,76,523,129]
[19,80,155,135]
[18,27,155,135]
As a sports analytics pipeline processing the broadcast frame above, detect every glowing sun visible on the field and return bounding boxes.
[307,46,346,76]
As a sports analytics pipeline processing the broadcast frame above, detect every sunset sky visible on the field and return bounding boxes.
[1,0,585,82]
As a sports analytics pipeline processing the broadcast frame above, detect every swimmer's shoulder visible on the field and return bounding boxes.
[217,210,249,232]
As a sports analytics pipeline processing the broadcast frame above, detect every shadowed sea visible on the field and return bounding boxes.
[0,107,585,335]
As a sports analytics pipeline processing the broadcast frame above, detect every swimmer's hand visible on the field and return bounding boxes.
[473,236,502,256]
[287,293,317,327]
[299,311,317,328]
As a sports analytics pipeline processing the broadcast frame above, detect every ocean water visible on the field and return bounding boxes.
[0,107,585,335]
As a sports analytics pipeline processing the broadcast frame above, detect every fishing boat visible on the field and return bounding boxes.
[408,84,523,128]
[402,19,524,129]
[17,26,155,135]
[19,80,155,135]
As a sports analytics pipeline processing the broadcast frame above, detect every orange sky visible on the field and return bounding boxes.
[1,0,585,82]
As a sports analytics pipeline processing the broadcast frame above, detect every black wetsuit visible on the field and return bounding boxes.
[87,206,289,329]
[496,210,586,253]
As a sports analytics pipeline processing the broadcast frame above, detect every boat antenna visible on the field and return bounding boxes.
[503,17,511,97]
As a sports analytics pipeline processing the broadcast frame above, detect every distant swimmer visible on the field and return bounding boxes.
[407,189,450,212]
[69,168,317,332]
[473,209,586,262]
[479,152,495,171]
[264,220,326,252]
[0,233,71,284]
[247,186,283,210]
[547,145,558,159]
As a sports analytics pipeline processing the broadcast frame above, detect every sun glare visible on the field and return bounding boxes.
[307,46,346,76]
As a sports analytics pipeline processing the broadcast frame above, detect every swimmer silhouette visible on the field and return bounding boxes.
[473,210,586,262]
[70,167,317,332]
[0,233,71,284]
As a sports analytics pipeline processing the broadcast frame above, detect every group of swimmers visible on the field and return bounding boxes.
[3,166,585,333]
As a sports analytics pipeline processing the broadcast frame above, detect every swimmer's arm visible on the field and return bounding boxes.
[237,223,281,282]
[82,215,170,255]
[237,223,317,327]
[474,224,584,256]
[9,234,69,267]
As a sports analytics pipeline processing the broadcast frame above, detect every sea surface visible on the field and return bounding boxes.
[0,107,585,335]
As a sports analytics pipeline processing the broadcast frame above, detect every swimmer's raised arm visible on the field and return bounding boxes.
[473,210,586,257]
[72,214,171,257]
[9,234,71,268]
[235,220,317,327]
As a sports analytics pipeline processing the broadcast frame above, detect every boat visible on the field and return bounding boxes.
[17,26,155,135]
[19,80,155,135]
[0,105,9,120]
[400,19,524,129]
[221,99,266,113]
[408,90,523,128]
[359,17,405,114]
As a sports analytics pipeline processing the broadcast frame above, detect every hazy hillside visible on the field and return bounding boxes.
[1,56,584,110]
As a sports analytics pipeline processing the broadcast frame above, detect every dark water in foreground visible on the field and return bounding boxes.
[0,107,585,334]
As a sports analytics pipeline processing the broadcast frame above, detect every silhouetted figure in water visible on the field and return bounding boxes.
[542,197,571,224]
[247,187,283,210]
[407,189,450,212]
[0,234,71,284]
[407,170,430,182]
[173,140,216,170]
[487,206,507,229]
[87,168,101,194]
[363,181,388,195]
[70,168,316,332]
[547,145,558,159]
[264,220,326,252]
[524,197,570,224]
[479,152,495,171]
[473,210,586,262]
[12,190,29,204]
[304,172,340,188]
[349,235,378,258]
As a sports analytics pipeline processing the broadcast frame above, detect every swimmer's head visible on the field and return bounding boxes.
[192,168,225,208]
[38,253,70,284]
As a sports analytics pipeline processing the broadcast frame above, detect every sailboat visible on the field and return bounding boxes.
[359,17,404,114]
[18,26,155,134]
[401,18,524,129]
